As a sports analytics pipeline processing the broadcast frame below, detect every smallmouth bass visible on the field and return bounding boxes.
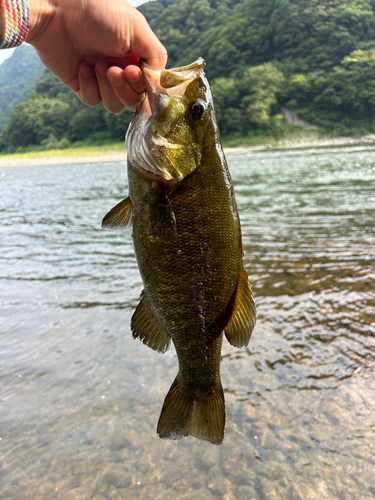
[102,58,256,444]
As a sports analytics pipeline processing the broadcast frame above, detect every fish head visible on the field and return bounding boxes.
[126,58,214,183]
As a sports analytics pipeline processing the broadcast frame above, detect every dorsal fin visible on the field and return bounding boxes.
[224,265,257,348]
[131,292,171,353]
[102,197,132,230]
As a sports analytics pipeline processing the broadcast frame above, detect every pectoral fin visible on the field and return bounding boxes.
[131,292,171,353]
[151,201,177,238]
[147,188,177,238]
[102,197,132,230]
[224,265,257,348]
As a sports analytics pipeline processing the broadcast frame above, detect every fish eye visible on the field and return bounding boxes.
[189,100,205,119]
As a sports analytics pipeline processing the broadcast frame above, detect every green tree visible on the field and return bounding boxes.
[104,109,134,141]
[68,105,107,142]
[241,63,285,126]
[3,96,69,148]
[144,0,375,77]
[0,44,44,132]
[35,69,71,103]
[282,73,325,110]
[211,77,248,135]
[138,0,165,22]
[315,49,375,118]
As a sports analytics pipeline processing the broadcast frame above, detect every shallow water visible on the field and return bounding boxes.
[0,146,374,500]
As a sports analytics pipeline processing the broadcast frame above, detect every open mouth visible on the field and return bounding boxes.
[140,58,206,110]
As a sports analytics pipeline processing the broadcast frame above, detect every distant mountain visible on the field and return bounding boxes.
[0,44,44,132]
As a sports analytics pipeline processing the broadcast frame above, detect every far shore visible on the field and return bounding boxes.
[1,134,375,168]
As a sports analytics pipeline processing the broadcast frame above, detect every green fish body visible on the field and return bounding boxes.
[103,59,256,444]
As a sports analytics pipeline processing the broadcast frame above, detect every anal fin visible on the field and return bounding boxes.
[131,292,170,353]
[224,265,257,348]
[102,197,132,230]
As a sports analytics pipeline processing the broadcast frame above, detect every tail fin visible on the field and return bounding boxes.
[157,378,225,445]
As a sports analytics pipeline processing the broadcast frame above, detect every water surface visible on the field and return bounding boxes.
[1,146,374,499]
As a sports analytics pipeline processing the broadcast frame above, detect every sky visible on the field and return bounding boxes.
[0,48,15,66]
[0,0,147,67]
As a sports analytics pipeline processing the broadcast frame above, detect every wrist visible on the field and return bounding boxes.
[26,0,55,45]
[1,0,30,48]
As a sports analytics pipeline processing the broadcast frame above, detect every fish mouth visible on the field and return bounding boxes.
[138,58,206,121]
[141,58,206,100]
[125,58,206,181]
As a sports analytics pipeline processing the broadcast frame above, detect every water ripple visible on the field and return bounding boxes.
[1,149,375,498]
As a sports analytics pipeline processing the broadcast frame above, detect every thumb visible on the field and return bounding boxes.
[130,11,167,71]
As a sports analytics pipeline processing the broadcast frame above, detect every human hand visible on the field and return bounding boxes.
[27,0,167,112]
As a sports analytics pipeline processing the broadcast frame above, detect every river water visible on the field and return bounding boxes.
[0,146,374,500]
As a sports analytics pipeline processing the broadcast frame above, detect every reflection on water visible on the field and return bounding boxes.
[0,146,374,499]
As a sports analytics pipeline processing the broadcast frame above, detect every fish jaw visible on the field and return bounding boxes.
[125,58,209,183]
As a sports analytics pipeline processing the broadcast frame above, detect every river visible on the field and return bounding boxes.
[0,145,374,499]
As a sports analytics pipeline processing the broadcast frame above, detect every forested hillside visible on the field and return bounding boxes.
[140,0,375,134]
[1,0,375,152]
[0,45,44,133]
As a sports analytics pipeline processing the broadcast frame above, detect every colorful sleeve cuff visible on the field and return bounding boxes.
[0,0,30,49]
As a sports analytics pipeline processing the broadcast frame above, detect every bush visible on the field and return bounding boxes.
[41,133,60,149]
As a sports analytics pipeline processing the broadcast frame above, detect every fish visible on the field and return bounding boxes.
[102,58,256,445]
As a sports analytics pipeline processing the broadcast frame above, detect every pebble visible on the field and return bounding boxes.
[109,486,132,500]
[99,465,132,489]
[235,485,258,500]
[201,448,219,468]
[239,439,258,460]
[222,493,237,500]
[220,442,241,476]
[317,480,331,498]
[263,460,289,481]
[62,487,91,500]
[109,435,131,452]
[207,468,230,495]
[258,480,284,500]
[260,427,278,448]
[289,483,317,500]
[189,487,215,500]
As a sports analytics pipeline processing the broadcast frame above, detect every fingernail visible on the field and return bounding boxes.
[79,63,92,78]
[108,71,124,88]
[96,61,108,77]
[128,73,142,84]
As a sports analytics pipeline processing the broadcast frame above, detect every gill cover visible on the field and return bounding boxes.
[126,58,211,182]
